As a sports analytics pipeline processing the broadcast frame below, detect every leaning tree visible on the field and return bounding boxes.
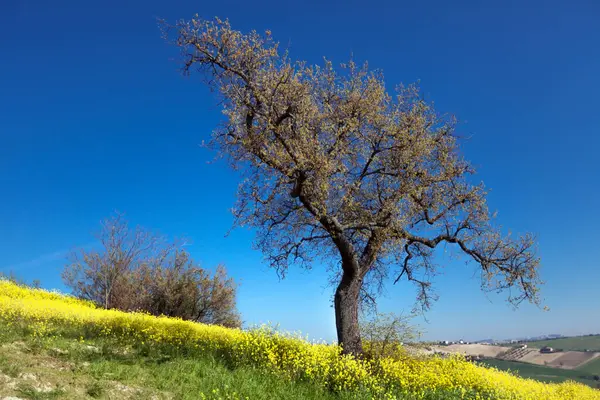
[162,17,541,356]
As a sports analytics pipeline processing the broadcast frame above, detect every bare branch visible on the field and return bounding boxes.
[162,16,542,354]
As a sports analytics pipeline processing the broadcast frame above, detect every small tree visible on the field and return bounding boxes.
[137,250,241,328]
[63,213,241,328]
[360,312,421,360]
[63,213,171,309]
[163,17,541,355]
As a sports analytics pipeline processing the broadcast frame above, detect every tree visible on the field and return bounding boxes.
[360,312,421,360]
[162,17,541,355]
[136,250,241,328]
[63,213,241,328]
[63,213,171,310]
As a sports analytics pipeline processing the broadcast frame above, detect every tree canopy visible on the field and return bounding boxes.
[162,17,541,354]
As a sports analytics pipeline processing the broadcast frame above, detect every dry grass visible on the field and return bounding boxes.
[549,352,600,369]
[433,344,512,358]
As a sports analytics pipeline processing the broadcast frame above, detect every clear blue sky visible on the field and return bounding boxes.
[1,0,599,343]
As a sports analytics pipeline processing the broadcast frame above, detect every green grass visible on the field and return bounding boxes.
[524,335,600,352]
[16,384,64,400]
[1,323,468,400]
[577,356,600,375]
[479,359,600,388]
[0,353,22,377]
[0,329,364,399]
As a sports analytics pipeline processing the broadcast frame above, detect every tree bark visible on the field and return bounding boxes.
[334,266,364,356]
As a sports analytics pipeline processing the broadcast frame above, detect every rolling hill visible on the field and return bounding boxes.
[525,335,600,352]
[479,359,600,388]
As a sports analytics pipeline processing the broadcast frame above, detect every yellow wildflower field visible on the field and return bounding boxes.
[0,280,598,400]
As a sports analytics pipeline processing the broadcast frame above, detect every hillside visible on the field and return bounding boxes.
[479,359,600,388]
[525,336,600,352]
[579,358,600,375]
[432,342,600,388]
[1,280,600,400]
[0,328,366,400]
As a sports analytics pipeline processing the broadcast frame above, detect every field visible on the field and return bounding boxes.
[436,343,600,370]
[550,352,600,369]
[578,357,600,375]
[479,359,600,388]
[1,280,600,399]
[432,344,511,358]
[515,349,600,369]
[525,336,600,352]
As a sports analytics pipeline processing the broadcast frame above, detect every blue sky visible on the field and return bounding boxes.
[1,0,599,342]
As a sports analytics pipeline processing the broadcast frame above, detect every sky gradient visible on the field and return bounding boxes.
[1,0,599,342]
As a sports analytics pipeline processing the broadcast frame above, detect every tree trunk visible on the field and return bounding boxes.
[334,268,363,356]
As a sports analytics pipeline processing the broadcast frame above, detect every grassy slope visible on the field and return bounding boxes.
[578,357,600,375]
[0,325,378,400]
[3,281,599,400]
[479,359,600,388]
[524,335,600,352]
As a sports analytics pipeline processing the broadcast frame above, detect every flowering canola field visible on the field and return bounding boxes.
[0,280,598,400]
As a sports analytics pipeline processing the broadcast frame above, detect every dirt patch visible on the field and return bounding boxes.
[1,342,27,352]
[84,345,100,353]
[16,372,57,393]
[548,352,600,369]
[519,351,565,365]
[433,344,512,358]
[111,382,142,395]
[404,345,435,357]
[0,373,17,390]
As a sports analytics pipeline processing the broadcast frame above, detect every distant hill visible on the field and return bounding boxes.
[525,335,600,352]
[479,359,600,388]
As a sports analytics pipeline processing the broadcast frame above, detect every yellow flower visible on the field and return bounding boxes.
[1,279,599,400]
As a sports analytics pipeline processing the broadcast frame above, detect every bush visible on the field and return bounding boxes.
[360,312,421,361]
[62,213,241,328]
[131,251,241,328]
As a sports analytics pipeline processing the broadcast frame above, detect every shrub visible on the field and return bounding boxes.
[62,213,241,328]
[360,312,420,361]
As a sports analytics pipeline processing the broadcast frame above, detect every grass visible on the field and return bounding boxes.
[4,328,597,400]
[0,324,399,400]
[577,357,600,375]
[2,281,599,400]
[0,353,22,377]
[479,359,600,388]
[524,335,600,352]
[16,384,64,400]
